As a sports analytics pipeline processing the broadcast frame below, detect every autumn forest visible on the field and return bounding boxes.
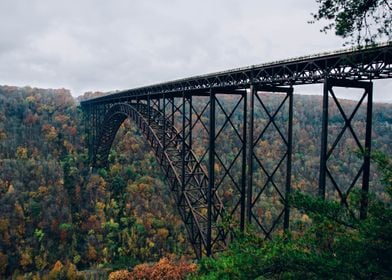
[0,85,391,279]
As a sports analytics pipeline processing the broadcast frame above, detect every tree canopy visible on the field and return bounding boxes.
[312,0,392,45]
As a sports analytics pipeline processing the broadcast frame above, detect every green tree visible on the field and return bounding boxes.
[311,0,392,45]
[194,151,392,279]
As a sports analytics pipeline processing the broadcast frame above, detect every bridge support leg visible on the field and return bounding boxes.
[92,105,98,166]
[247,85,294,236]
[182,93,186,192]
[318,78,373,219]
[284,87,293,230]
[162,94,166,150]
[188,96,193,150]
[147,95,151,125]
[247,85,255,225]
[240,91,247,231]
[207,89,215,256]
[85,104,92,163]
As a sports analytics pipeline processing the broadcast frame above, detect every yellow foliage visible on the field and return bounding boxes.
[16,224,25,236]
[34,254,47,271]
[46,126,58,141]
[20,249,33,268]
[178,233,185,244]
[0,218,9,232]
[156,228,169,240]
[7,184,14,194]
[110,163,121,176]
[16,146,28,159]
[66,263,78,279]
[96,201,105,211]
[265,210,272,222]
[301,214,310,223]
[0,131,6,140]
[14,202,24,217]
[0,252,8,274]
[38,186,49,195]
[26,95,36,103]
[200,207,208,216]
[0,180,5,192]
[87,175,107,191]
[214,163,221,173]
[42,124,58,141]
[147,240,155,248]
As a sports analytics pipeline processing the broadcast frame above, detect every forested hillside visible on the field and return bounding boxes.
[0,86,190,278]
[0,85,390,278]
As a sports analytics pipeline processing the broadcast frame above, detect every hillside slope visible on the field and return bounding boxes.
[0,85,390,278]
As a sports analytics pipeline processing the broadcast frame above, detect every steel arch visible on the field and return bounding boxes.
[93,102,227,258]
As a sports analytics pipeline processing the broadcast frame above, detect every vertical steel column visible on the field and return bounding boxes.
[207,89,215,256]
[188,96,193,150]
[319,80,329,199]
[182,92,186,191]
[360,83,373,219]
[247,85,255,224]
[171,97,175,126]
[86,105,92,162]
[240,91,247,231]
[98,105,102,135]
[93,105,97,166]
[147,95,151,125]
[284,87,294,230]
[163,94,166,150]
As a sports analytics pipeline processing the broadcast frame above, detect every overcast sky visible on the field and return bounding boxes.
[0,0,390,101]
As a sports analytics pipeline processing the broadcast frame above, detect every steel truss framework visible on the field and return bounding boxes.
[81,43,392,258]
[319,78,373,219]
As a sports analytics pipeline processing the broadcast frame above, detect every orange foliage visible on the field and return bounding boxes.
[48,261,63,279]
[54,114,70,124]
[109,270,131,280]
[109,257,196,280]
[87,245,97,262]
[68,126,77,136]
[81,215,101,232]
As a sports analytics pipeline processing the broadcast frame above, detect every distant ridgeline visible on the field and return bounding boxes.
[0,85,391,277]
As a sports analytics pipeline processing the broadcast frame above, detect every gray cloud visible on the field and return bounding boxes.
[0,0,389,101]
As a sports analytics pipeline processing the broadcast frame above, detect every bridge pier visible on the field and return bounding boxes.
[319,78,373,219]
[207,90,215,256]
[247,84,293,237]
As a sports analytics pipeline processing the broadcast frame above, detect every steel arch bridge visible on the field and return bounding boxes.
[81,42,392,258]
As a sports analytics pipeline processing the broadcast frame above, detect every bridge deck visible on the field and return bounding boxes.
[81,42,392,105]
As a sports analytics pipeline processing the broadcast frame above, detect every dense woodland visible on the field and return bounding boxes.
[0,85,391,279]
